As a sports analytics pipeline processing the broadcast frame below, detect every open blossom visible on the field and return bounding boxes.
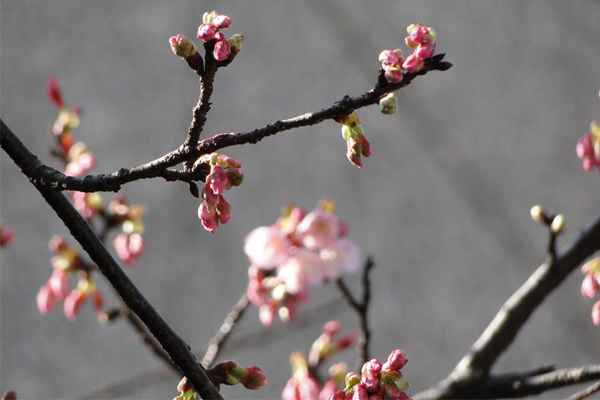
[244,202,362,325]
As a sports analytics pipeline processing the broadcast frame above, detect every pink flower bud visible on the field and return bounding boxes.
[63,289,87,321]
[247,277,268,305]
[216,196,232,224]
[399,391,412,400]
[379,50,403,67]
[582,271,600,299]
[359,134,371,157]
[384,349,408,371]
[212,15,232,29]
[323,320,341,338]
[361,359,383,377]
[407,23,431,45]
[415,41,436,59]
[213,37,231,61]
[402,54,424,73]
[328,390,347,400]
[576,134,594,158]
[49,270,71,301]
[37,283,57,314]
[384,384,401,399]
[593,301,600,326]
[197,23,216,42]
[92,291,104,315]
[46,77,64,108]
[360,375,380,393]
[128,233,144,259]
[169,34,197,59]
[236,366,267,390]
[208,165,230,195]
[352,384,368,400]
[383,67,404,84]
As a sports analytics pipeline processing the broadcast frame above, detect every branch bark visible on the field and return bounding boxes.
[4,55,450,193]
[415,213,600,399]
[1,129,222,399]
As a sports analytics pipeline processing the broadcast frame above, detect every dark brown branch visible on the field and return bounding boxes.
[336,256,375,369]
[3,55,450,193]
[415,213,600,399]
[201,293,250,368]
[2,139,222,399]
[565,381,600,400]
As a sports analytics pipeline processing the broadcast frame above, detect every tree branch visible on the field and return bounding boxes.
[565,381,600,400]
[414,212,600,399]
[336,256,375,369]
[3,55,450,193]
[2,136,222,399]
[201,293,250,368]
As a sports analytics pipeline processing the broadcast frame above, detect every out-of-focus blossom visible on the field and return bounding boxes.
[72,192,104,219]
[65,142,95,177]
[108,196,147,266]
[113,233,145,266]
[244,202,361,325]
[46,77,64,109]
[309,321,356,366]
[0,225,14,247]
[37,283,57,314]
[576,121,600,172]
[581,257,600,326]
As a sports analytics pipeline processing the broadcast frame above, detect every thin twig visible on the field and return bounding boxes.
[415,213,600,400]
[201,293,250,368]
[336,256,375,369]
[1,132,222,399]
[5,55,450,193]
[565,381,600,400]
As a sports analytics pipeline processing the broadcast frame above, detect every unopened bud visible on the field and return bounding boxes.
[530,205,544,222]
[379,92,397,114]
[229,33,244,52]
[345,372,360,388]
[551,214,564,233]
[170,34,197,59]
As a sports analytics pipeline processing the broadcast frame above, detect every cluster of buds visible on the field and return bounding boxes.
[576,120,600,173]
[0,225,14,247]
[337,113,371,168]
[403,23,436,73]
[46,78,95,177]
[581,257,600,326]
[36,236,105,321]
[378,23,437,85]
[283,324,353,400]
[329,350,411,400]
[530,205,565,234]
[245,201,361,325]
[109,196,146,265]
[173,363,266,400]
[195,152,243,233]
[196,11,243,62]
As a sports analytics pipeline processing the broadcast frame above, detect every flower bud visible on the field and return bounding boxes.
[213,37,231,61]
[593,300,600,326]
[550,214,564,233]
[229,33,244,52]
[197,23,216,42]
[415,41,436,59]
[0,226,14,247]
[37,283,57,314]
[170,34,197,59]
[402,54,424,73]
[49,270,71,301]
[213,14,232,29]
[345,372,360,388]
[530,205,544,222]
[46,77,64,108]
[383,349,408,371]
[352,385,368,400]
[379,92,397,114]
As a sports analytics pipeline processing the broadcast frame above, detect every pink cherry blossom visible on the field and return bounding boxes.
[278,250,327,294]
[320,239,362,280]
[37,283,57,314]
[352,385,368,400]
[296,210,341,250]
[415,41,436,59]
[319,380,339,400]
[259,301,278,326]
[213,36,231,61]
[0,226,14,247]
[212,15,232,29]
[383,349,408,371]
[207,165,230,195]
[402,54,425,73]
[216,196,231,224]
[244,226,291,268]
[49,270,71,301]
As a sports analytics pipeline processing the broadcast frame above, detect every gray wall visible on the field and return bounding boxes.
[1,1,599,399]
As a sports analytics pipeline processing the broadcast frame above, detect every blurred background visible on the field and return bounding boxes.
[1,1,599,399]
